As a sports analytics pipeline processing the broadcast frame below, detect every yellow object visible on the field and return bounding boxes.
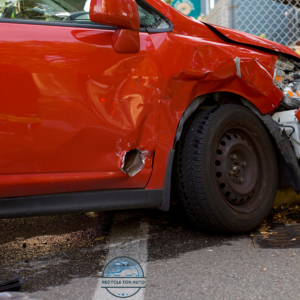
[274,186,300,207]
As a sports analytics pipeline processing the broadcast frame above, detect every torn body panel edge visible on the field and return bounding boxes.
[240,98,300,193]
[202,22,300,60]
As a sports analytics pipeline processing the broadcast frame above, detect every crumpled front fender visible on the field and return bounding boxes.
[146,31,283,191]
[203,22,300,60]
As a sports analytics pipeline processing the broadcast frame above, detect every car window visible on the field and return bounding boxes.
[0,0,171,29]
[0,0,92,23]
[137,0,170,30]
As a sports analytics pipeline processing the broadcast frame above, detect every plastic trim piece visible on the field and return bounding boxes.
[146,25,173,33]
[159,95,207,211]
[158,149,175,211]
[174,95,206,147]
[0,150,176,218]
[0,19,117,30]
[0,19,149,32]
[156,97,207,211]
[0,189,164,219]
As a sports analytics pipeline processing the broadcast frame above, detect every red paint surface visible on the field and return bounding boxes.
[204,23,298,57]
[90,0,140,30]
[112,29,140,53]
[0,0,300,198]
[0,24,159,197]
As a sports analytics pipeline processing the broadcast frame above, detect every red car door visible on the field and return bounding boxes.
[0,0,162,197]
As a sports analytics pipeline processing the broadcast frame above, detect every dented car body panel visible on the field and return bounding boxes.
[203,22,298,58]
[146,0,300,190]
[1,0,300,202]
[0,24,160,197]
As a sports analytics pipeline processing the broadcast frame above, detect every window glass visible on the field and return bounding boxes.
[0,0,91,23]
[137,0,170,30]
[0,0,170,29]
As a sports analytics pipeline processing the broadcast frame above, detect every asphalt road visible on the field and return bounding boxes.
[0,205,300,300]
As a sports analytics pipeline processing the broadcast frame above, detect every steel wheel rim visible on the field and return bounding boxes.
[213,126,261,213]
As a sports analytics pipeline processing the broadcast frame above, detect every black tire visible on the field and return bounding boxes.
[174,104,278,233]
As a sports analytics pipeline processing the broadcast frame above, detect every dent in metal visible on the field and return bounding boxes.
[147,31,284,190]
[121,149,150,177]
[234,57,241,78]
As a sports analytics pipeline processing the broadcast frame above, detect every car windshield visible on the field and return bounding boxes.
[0,0,170,29]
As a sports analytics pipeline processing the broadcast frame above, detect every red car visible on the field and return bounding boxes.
[1,0,300,232]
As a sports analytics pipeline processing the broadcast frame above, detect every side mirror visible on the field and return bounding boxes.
[90,0,140,53]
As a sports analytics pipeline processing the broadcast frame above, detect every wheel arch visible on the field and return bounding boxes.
[157,91,300,212]
[158,92,253,211]
[173,92,245,148]
[173,93,300,194]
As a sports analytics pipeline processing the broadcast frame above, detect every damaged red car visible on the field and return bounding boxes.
[1,0,300,233]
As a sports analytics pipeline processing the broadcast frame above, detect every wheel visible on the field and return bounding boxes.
[174,104,278,233]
